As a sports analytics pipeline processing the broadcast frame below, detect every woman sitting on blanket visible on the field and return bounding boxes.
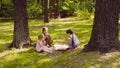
[42,27,53,47]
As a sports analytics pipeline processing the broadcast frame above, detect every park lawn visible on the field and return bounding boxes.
[0,18,120,68]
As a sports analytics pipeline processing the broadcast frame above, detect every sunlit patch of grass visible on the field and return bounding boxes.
[0,26,13,31]
[0,47,40,68]
[0,40,7,45]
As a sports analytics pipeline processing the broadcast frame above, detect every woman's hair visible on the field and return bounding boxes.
[42,27,48,32]
[66,29,73,34]
[38,34,44,40]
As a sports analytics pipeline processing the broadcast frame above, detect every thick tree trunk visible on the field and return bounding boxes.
[9,0,30,49]
[44,0,49,23]
[81,0,120,53]
[54,0,60,19]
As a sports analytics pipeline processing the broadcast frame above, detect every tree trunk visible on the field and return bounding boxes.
[44,0,49,23]
[0,0,2,7]
[49,0,55,18]
[81,0,120,53]
[0,0,3,16]
[54,0,60,19]
[37,0,40,3]
[9,0,30,49]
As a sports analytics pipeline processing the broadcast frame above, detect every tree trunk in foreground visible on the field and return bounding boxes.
[81,0,120,53]
[9,0,30,49]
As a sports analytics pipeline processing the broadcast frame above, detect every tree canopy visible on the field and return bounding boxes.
[0,0,94,18]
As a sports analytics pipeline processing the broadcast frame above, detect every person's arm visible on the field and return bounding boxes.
[39,40,44,47]
[49,35,53,44]
[65,35,72,41]
[43,40,50,47]
[46,34,53,45]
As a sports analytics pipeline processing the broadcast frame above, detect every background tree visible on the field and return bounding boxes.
[9,0,30,49]
[81,0,120,53]
[44,0,49,23]
[54,0,60,19]
[49,0,55,18]
[0,0,95,19]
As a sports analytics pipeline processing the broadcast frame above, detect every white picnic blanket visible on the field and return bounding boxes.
[53,43,69,50]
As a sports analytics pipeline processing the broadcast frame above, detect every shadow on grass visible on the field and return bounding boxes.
[0,18,13,23]
[0,47,67,68]
[1,44,120,68]
[0,43,10,53]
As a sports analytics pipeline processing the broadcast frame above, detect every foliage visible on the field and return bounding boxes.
[74,10,94,20]
[0,0,13,17]
[73,0,95,20]
[27,0,43,18]
[0,0,95,18]
[60,0,75,11]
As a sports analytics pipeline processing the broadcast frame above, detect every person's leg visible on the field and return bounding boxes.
[42,46,53,53]
[66,39,72,49]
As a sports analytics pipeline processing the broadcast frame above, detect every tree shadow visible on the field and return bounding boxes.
[0,47,69,68]
[1,42,119,68]
[0,18,13,23]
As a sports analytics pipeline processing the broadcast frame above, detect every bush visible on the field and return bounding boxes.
[74,10,92,20]
[27,0,43,18]
[0,0,13,17]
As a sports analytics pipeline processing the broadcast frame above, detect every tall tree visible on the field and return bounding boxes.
[54,0,60,19]
[49,0,55,18]
[9,0,30,49]
[44,0,49,23]
[0,0,2,16]
[81,0,120,53]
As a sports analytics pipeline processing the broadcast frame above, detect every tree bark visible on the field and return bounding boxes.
[49,0,55,18]
[44,0,49,23]
[37,0,40,3]
[9,0,30,49]
[0,0,3,16]
[54,0,60,19]
[81,0,120,53]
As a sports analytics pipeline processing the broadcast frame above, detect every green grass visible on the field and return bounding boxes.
[0,18,120,68]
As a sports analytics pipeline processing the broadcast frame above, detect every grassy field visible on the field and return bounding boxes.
[0,18,120,68]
